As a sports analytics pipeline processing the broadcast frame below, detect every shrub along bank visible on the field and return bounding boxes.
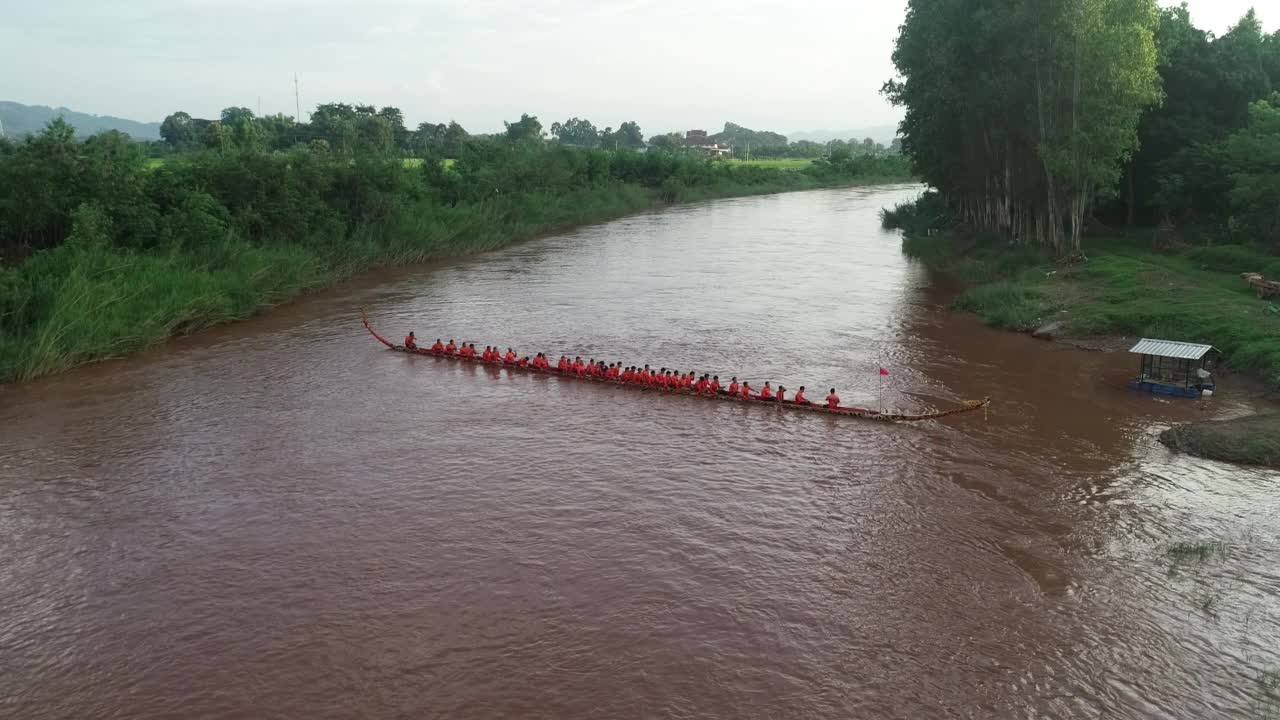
[0,126,913,383]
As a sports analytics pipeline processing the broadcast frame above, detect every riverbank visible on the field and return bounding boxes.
[0,139,912,384]
[1159,414,1280,466]
[884,193,1280,466]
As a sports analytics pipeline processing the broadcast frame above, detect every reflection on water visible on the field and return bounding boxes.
[1,185,1278,719]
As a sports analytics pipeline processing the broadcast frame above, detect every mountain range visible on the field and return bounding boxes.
[0,101,161,140]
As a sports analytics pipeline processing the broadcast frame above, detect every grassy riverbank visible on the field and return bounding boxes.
[0,132,912,384]
[885,194,1280,391]
[885,193,1280,465]
[1159,414,1280,466]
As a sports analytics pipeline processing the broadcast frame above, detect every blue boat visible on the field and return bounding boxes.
[1127,338,1218,398]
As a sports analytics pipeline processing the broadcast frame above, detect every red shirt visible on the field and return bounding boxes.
[777,389,787,402]
[558,358,569,371]
[517,358,528,367]
[710,380,722,393]
[504,351,517,363]
[694,379,707,393]
[794,390,806,403]
[431,341,444,352]
[727,382,739,394]
[740,385,752,398]
[759,386,773,400]
[404,336,417,349]
[445,343,457,354]
[826,393,840,408]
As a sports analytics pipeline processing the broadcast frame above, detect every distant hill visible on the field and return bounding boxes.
[788,125,899,145]
[0,101,161,140]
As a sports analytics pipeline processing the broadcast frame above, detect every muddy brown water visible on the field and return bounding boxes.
[2,185,1279,719]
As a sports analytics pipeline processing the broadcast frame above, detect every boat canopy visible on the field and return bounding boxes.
[1127,338,1217,360]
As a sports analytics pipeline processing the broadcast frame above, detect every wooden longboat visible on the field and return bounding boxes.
[362,313,989,422]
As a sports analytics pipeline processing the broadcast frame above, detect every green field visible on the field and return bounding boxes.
[725,158,814,170]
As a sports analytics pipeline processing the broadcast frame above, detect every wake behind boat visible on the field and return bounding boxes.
[361,311,989,423]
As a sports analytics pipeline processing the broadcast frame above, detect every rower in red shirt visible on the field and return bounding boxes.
[404,332,417,349]
[639,365,651,383]
[709,376,722,393]
[739,382,753,398]
[825,388,840,409]
[572,357,584,375]
[693,376,707,393]
[727,377,739,395]
[431,339,444,352]
[518,356,530,367]
[445,339,457,354]
[776,386,787,402]
[794,386,808,404]
[759,382,774,400]
[504,348,517,363]
[557,356,569,371]
[469,343,479,358]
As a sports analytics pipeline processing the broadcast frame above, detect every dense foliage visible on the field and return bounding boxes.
[886,0,1164,256]
[0,116,911,382]
[888,3,1280,255]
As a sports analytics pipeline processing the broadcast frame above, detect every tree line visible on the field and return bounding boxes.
[886,1,1280,255]
[151,105,898,161]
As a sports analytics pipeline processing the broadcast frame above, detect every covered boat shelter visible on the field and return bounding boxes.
[1127,338,1218,398]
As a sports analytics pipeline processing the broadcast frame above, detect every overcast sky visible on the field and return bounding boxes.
[1,0,1274,134]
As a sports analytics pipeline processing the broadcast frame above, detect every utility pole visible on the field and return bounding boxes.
[294,73,302,121]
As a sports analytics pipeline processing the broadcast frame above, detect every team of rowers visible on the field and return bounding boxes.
[403,332,843,408]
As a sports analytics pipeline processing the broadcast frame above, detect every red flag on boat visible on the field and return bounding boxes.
[879,367,890,376]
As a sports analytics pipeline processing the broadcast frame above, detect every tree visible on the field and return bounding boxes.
[160,111,196,149]
[614,121,645,149]
[550,117,600,147]
[443,121,469,157]
[504,114,543,143]
[885,0,1161,256]
[202,121,232,151]
[647,132,685,152]
[378,106,409,151]
[1223,95,1280,246]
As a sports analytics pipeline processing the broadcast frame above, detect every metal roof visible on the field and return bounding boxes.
[1128,338,1217,360]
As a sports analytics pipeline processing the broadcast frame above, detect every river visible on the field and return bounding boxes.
[2,185,1278,719]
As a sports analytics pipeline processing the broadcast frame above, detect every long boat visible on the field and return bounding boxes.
[361,312,990,422]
